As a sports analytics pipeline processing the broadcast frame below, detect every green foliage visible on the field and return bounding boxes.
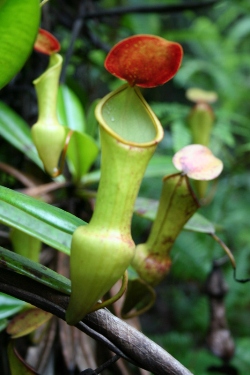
[0,101,42,168]
[0,293,27,324]
[0,247,71,295]
[57,84,86,133]
[57,84,99,182]
[0,0,250,373]
[149,332,222,375]
[0,187,85,254]
[0,0,40,89]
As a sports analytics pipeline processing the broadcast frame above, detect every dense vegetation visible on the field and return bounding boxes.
[0,1,250,374]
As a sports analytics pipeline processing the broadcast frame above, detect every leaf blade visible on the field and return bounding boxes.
[0,247,71,295]
[0,101,43,167]
[0,187,86,254]
[0,0,40,88]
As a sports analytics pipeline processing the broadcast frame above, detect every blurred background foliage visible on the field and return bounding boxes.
[1,0,250,374]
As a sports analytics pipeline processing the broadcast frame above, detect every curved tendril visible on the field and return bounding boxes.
[121,284,156,319]
[89,271,128,313]
[210,233,236,268]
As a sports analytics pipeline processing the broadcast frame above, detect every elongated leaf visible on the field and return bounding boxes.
[0,200,71,254]
[57,84,86,133]
[66,129,99,183]
[0,247,71,295]
[184,212,215,234]
[57,85,99,181]
[0,101,43,167]
[0,292,27,320]
[81,169,101,185]
[134,197,159,221]
[172,119,191,153]
[7,308,52,338]
[0,0,40,89]
[145,154,178,178]
[0,186,84,234]
[0,186,86,254]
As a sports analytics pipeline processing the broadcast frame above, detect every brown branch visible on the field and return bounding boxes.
[0,162,35,188]
[19,181,71,197]
[0,267,193,375]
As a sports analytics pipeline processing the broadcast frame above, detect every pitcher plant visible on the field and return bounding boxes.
[66,35,183,324]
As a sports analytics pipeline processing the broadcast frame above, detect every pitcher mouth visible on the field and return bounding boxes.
[95,83,163,148]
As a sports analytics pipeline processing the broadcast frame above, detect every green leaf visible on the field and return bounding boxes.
[7,308,52,338]
[228,16,250,44]
[124,13,160,36]
[0,293,27,320]
[0,247,71,295]
[0,0,40,89]
[134,197,159,221]
[57,84,86,133]
[184,212,215,234]
[56,84,99,181]
[0,200,71,254]
[66,129,99,183]
[81,169,101,186]
[0,186,86,254]
[144,154,178,178]
[0,101,43,167]
[171,120,192,153]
